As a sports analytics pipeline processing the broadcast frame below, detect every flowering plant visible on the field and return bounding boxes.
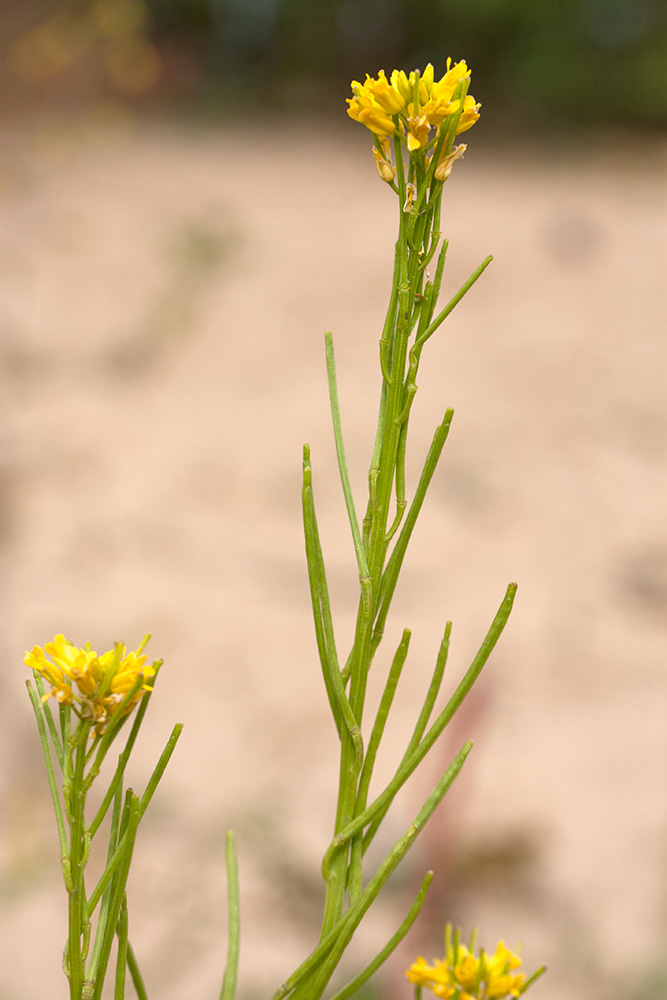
[26,59,544,1000]
[26,635,181,1000]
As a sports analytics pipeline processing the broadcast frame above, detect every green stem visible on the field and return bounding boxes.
[114,897,128,1000]
[31,672,65,769]
[324,331,369,582]
[302,444,344,736]
[372,409,454,655]
[521,966,548,992]
[347,629,411,908]
[68,724,91,999]
[26,681,69,860]
[356,629,411,815]
[327,870,433,1000]
[292,743,472,1000]
[88,688,156,838]
[89,792,141,1000]
[279,102,514,1000]
[137,723,183,818]
[219,831,240,1000]
[87,784,124,983]
[126,943,149,1000]
[415,255,493,349]
[364,584,516,853]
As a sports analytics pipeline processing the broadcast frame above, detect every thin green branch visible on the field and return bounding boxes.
[356,628,411,814]
[26,681,69,858]
[126,943,149,1000]
[404,623,451,759]
[138,724,183,819]
[89,688,156,838]
[68,724,91,999]
[521,966,548,992]
[291,743,472,1000]
[415,256,493,349]
[325,331,369,582]
[114,896,129,1000]
[364,583,517,853]
[302,445,348,739]
[327,870,434,1000]
[362,622,450,852]
[346,628,412,909]
[31,672,65,769]
[372,409,454,655]
[89,792,141,1000]
[219,831,240,1000]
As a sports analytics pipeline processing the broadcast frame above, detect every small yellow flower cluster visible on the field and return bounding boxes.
[346,60,480,153]
[26,634,155,735]
[406,931,528,999]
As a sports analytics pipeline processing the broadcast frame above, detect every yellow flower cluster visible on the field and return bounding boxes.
[407,933,528,999]
[346,60,480,152]
[26,634,155,735]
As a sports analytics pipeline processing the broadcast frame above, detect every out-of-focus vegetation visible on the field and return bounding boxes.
[1,0,666,129]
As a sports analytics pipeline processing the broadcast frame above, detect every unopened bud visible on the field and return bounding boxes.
[372,145,396,184]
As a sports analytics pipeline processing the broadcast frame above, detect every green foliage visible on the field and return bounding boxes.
[149,0,667,126]
[4,0,665,125]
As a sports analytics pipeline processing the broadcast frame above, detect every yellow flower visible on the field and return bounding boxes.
[346,81,397,137]
[390,65,433,108]
[456,95,482,134]
[487,974,526,999]
[406,109,430,151]
[407,927,537,999]
[363,69,406,115]
[26,633,155,735]
[455,950,479,989]
[421,58,469,124]
[482,941,525,998]
[406,956,452,993]
[347,60,480,156]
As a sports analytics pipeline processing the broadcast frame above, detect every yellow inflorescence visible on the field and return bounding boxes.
[346,59,481,153]
[406,931,528,999]
[26,634,156,735]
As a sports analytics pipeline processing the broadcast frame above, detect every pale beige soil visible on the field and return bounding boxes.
[0,118,665,1000]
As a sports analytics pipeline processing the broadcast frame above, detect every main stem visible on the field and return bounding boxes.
[68,727,90,998]
[322,142,445,933]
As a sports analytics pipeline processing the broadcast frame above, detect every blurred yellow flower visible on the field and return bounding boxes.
[7,0,160,97]
[26,634,155,735]
[407,929,535,999]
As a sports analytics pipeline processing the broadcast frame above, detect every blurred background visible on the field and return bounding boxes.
[1,0,667,126]
[0,3,665,1000]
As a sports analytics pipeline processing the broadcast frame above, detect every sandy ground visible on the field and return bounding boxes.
[0,116,665,1000]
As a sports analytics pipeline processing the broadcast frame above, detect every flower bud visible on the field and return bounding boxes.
[372,144,396,183]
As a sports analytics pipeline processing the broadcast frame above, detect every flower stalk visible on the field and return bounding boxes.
[274,60,523,999]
